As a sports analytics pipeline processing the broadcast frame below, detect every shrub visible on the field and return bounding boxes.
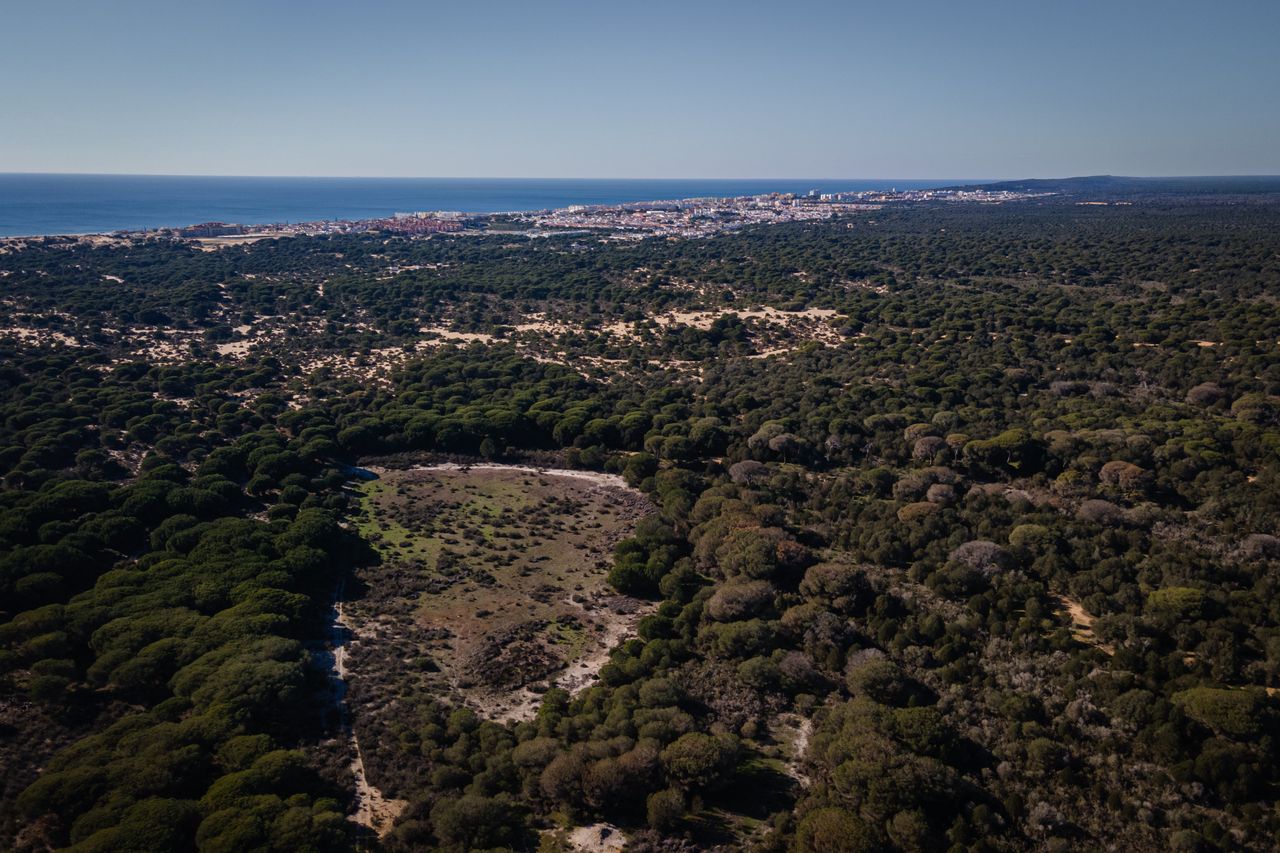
[646,788,685,832]
[429,794,530,851]
[660,732,739,791]
[1077,499,1124,525]
[705,579,776,622]
[1185,382,1226,407]
[948,540,1012,575]
[795,807,877,852]
[1171,688,1270,739]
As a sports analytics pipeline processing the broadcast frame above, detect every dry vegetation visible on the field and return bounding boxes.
[338,465,651,798]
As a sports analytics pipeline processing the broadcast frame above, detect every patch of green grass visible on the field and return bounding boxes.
[546,619,590,656]
[351,466,647,707]
[356,481,440,565]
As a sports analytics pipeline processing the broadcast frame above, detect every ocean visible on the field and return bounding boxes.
[0,174,966,237]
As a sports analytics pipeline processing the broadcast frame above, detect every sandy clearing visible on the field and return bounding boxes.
[774,712,813,787]
[1057,595,1115,656]
[603,305,840,337]
[418,326,495,343]
[0,327,79,347]
[509,313,576,336]
[215,340,255,356]
[747,346,792,360]
[352,463,652,725]
[190,233,290,249]
[566,823,627,853]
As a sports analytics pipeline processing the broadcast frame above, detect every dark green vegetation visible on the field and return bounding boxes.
[1,191,1279,852]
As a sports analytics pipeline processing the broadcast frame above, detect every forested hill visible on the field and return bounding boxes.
[1,195,1279,852]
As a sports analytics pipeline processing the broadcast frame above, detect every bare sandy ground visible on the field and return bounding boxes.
[418,326,495,343]
[1057,595,1115,655]
[0,327,79,347]
[773,712,813,787]
[566,823,627,852]
[190,234,291,250]
[214,340,254,356]
[603,305,840,337]
[487,590,655,724]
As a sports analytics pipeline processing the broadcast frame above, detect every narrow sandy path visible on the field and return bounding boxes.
[773,712,813,787]
[485,593,654,724]
[326,596,408,836]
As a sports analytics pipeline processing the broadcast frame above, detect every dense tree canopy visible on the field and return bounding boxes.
[2,192,1280,851]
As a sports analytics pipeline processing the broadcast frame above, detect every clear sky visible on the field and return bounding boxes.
[3,0,1277,178]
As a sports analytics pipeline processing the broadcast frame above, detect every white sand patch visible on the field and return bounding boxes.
[215,340,255,356]
[1057,595,1114,656]
[567,823,626,853]
[0,327,79,346]
[604,305,840,337]
[419,326,494,343]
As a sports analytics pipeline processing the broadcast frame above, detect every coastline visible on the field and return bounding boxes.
[0,174,963,238]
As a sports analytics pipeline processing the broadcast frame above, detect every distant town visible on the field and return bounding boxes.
[130,186,1052,245]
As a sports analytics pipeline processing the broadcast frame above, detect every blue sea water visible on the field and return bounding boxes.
[0,174,967,237]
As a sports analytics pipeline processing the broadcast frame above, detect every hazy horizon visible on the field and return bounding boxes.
[3,171,1279,181]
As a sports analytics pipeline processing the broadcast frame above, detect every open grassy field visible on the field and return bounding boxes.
[343,464,651,734]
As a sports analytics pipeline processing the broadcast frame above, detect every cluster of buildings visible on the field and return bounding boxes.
[152,211,466,240]
[516,187,1053,239]
[518,193,880,239]
[148,188,1051,244]
[357,213,465,235]
[818,187,1052,204]
[513,187,1047,239]
[245,211,466,237]
[174,222,247,238]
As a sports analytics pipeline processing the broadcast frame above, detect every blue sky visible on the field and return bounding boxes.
[3,0,1277,178]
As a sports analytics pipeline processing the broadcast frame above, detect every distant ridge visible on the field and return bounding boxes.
[951,174,1280,196]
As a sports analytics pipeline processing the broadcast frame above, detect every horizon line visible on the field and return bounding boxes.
[1,171,987,181]
[4,171,1280,183]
